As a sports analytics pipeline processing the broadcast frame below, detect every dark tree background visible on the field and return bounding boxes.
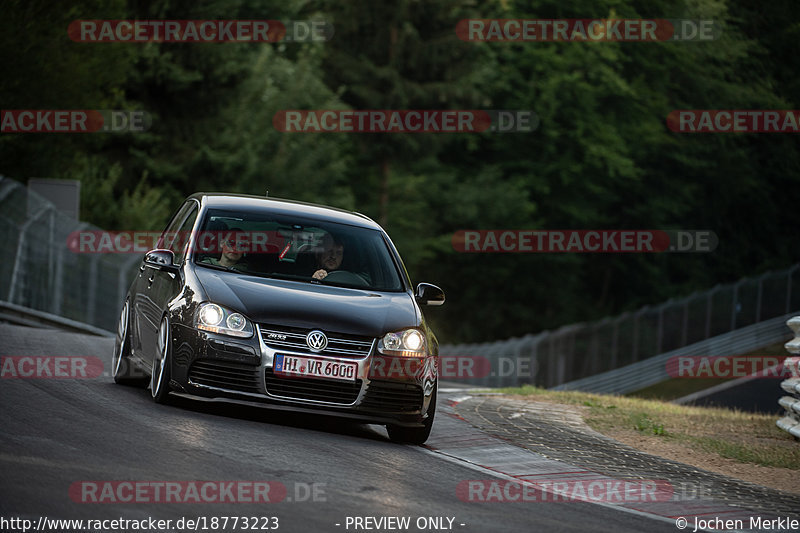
[2,0,799,342]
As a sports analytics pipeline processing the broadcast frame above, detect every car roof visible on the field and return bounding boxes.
[189,192,381,230]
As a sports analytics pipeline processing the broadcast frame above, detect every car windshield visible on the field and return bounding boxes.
[192,208,406,292]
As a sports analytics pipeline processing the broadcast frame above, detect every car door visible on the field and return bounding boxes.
[134,201,198,367]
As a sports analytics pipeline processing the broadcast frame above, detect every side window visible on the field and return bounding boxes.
[170,206,199,264]
[158,202,194,250]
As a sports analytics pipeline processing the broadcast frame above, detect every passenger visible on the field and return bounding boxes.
[202,228,248,271]
[312,234,344,280]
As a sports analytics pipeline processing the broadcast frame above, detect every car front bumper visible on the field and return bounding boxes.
[166,323,437,427]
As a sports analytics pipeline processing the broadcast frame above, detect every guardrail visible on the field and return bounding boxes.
[554,312,796,395]
[0,300,113,337]
[0,176,140,332]
[777,316,800,439]
[441,262,800,390]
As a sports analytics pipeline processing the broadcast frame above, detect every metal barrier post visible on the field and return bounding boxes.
[777,316,800,439]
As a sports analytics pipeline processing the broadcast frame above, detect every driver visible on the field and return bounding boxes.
[312,234,344,280]
[202,228,249,271]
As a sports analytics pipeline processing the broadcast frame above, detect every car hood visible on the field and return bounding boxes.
[194,267,418,337]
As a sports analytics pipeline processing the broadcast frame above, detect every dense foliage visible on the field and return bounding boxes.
[2,0,799,342]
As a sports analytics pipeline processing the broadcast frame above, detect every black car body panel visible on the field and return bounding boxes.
[194,269,418,337]
[114,193,443,442]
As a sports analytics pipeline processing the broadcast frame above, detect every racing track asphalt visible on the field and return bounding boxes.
[0,323,764,533]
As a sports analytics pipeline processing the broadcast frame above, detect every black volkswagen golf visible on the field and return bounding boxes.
[112,193,445,444]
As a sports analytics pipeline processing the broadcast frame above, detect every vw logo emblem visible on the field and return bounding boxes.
[306,330,328,352]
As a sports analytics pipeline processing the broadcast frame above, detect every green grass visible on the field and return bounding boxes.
[494,384,800,470]
[627,377,733,401]
[691,437,800,468]
[631,412,666,435]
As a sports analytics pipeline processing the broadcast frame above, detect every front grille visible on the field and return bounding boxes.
[264,369,361,405]
[189,360,261,395]
[360,380,423,413]
[259,324,374,359]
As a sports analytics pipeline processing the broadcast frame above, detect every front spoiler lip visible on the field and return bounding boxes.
[169,389,427,428]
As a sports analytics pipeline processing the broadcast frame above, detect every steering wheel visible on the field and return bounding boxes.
[321,270,369,287]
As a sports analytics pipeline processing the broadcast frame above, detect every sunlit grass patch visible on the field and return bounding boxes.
[494,385,799,469]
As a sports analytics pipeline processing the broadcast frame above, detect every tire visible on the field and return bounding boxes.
[150,316,173,404]
[387,383,436,445]
[112,300,145,385]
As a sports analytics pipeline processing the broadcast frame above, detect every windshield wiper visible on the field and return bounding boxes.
[261,272,308,282]
[197,262,239,273]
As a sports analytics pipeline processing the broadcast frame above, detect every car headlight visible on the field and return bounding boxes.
[378,328,427,357]
[195,303,254,338]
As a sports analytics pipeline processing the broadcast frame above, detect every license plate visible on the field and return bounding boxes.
[274,354,357,382]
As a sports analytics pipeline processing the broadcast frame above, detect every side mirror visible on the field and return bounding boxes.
[415,283,445,306]
[144,249,180,273]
